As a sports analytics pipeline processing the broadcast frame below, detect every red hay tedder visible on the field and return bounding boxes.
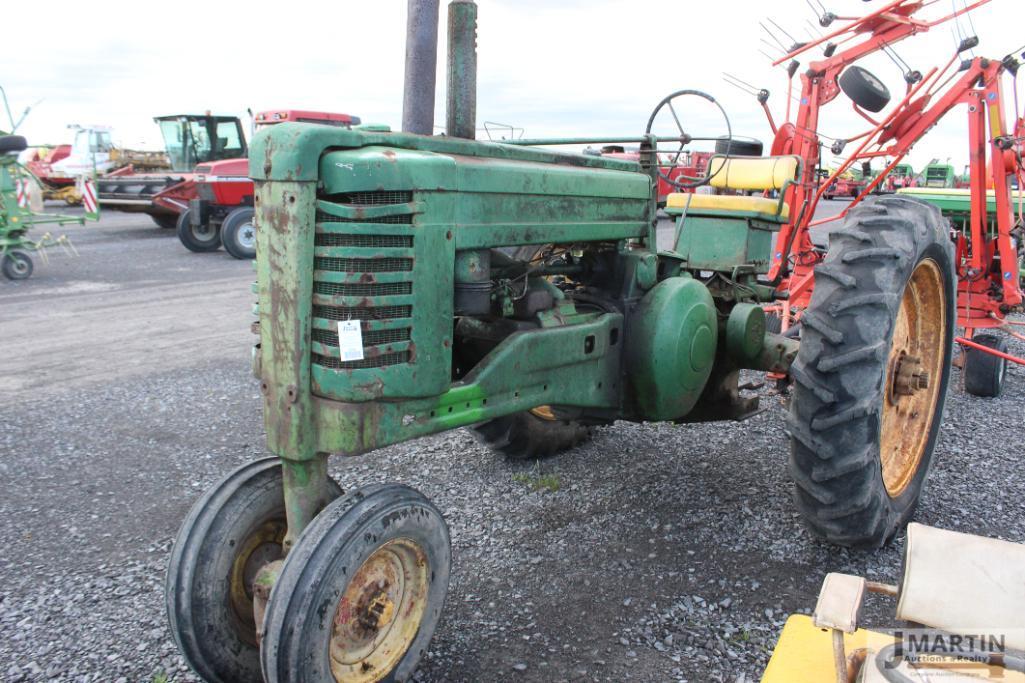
[739,0,1025,396]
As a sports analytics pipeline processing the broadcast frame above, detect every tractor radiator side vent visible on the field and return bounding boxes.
[312,327,412,347]
[314,256,413,273]
[322,190,414,206]
[312,350,412,370]
[312,304,413,321]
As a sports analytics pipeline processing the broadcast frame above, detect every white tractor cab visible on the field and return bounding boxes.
[50,125,116,179]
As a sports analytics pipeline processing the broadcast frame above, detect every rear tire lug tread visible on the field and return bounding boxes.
[788,197,954,548]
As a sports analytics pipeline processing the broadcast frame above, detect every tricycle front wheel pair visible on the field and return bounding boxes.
[166,458,450,683]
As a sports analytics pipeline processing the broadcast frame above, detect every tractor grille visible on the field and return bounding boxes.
[314,256,413,273]
[315,233,413,248]
[312,351,412,370]
[312,327,411,347]
[327,191,413,206]
[314,281,413,297]
[313,304,412,321]
[316,211,412,224]
[310,191,417,379]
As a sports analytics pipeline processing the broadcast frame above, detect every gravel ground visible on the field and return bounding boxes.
[1,206,1023,682]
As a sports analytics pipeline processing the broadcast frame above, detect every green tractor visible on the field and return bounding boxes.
[166,3,956,681]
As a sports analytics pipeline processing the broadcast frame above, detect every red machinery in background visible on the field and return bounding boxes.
[587,144,739,205]
[177,110,359,259]
[746,0,1025,396]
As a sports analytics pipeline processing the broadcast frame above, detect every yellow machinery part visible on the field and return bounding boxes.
[762,615,1025,682]
[666,192,789,219]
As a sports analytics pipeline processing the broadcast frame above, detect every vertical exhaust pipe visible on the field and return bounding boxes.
[446,1,488,314]
[401,0,440,135]
[446,0,477,139]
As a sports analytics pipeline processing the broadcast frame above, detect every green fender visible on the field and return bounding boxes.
[626,277,718,421]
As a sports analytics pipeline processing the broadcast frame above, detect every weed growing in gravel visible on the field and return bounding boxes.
[152,673,169,683]
[513,462,560,492]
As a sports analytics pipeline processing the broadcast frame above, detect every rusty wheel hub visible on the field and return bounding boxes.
[893,353,930,396]
[228,519,286,646]
[529,405,557,421]
[329,538,429,683]
[879,259,946,498]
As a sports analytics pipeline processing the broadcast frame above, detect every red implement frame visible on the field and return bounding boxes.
[758,0,1025,367]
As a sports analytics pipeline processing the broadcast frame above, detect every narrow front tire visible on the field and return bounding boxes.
[261,483,451,683]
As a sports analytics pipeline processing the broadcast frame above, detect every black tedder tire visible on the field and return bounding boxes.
[787,196,955,547]
[963,333,1008,397]
[0,135,28,154]
[176,208,221,252]
[221,207,257,260]
[473,409,592,461]
[839,65,891,113]
[1,251,33,280]
[714,136,763,157]
[151,214,178,230]
[261,483,450,683]
[166,457,341,683]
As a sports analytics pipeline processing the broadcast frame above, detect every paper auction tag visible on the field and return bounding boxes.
[337,320,364,362]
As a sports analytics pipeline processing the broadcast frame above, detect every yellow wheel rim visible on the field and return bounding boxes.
[329,538,429,683]
[879,259,946,498]
[529,405,557,421]
[228,518,286,645]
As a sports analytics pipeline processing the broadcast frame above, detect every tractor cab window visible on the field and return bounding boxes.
[159,119,203,171]
[70,129,91,157]
[90,131,112,153]
[213,120,244,159]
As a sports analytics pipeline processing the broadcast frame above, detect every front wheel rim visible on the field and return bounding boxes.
[237,223,255,249]
[192,224,217,242]
[329,538,429,683]
[879,258,946,498]
[11,256,29,276]
[228,518,286,646]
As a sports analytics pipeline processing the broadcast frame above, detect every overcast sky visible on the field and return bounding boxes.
[3,0,1022,172]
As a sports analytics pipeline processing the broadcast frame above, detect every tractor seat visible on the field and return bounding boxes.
[665,154,801,222]
[666,192,789,220]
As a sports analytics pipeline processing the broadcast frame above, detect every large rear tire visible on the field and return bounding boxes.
[788,196,954,547]
[473,409,592,461]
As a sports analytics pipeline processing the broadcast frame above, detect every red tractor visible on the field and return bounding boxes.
[178,110,360,259]
[97,114,247,228]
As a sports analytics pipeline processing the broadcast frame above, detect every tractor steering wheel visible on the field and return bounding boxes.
[644,89,733,190]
